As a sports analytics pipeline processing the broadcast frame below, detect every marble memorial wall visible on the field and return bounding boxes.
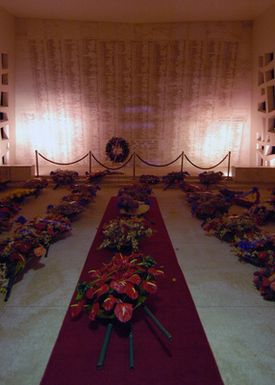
[15,20,252,167]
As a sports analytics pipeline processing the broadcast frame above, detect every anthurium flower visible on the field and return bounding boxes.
[70,299,85,319]
[110,280,128,293]
[141,280,158,294]
[85,287,95,299]
[124,284,139,300]
[94,283,109,298]
[103,295,117,311]
[114,302,133,323]
[127,274,141,285]
[148,268,164,277]
[89,302,100,321]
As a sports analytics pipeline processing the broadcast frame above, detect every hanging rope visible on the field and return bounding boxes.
[135,153,183,167]
[184,153,229,170]
[91,153,134,171]
[38,152,89,166]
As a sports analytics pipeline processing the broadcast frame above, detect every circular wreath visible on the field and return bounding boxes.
[105,137,129,163]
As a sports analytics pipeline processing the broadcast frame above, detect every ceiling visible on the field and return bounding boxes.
[0,0,275,23]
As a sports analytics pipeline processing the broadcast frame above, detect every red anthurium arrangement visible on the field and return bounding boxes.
[70,253,164,323]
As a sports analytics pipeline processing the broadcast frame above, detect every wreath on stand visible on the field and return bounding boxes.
[106,137,130,163]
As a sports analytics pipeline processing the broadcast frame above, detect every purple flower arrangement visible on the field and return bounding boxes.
[233,234,275,267]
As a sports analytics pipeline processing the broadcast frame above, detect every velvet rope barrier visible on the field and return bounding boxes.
[36,151,91,176]
[135,152,183,167]
[91,153,134,171]
[184,153,229,171]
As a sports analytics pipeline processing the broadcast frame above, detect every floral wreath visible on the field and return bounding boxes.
[106,137,129,163]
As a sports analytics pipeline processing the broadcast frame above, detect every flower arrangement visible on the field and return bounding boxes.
[105,137,130,163]
[70,252,164,323]
[117,194,139,213]
[118,184,152,203]
[99,217,153,252]
[139,175,160,185]
[50,169,79,188]
[186,191,230,221]
[247,203,275,225]
[219,186,260,208]
[85,170,110,183]
[162,171,189,190]
[198,171,223,186]
[62,192,92,206]
[47,201,84,220]
[71,183,100,197]
[196,197,230,221]
[203,214,261,243]
[0,229,48,300]
[233,234,275,267]
[2,188,37,204]
[253,266,275,301]
[0,200,20,233]
[23,177,48,190]
[23,214,72,244]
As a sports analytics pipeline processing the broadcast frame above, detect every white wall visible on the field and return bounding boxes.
[252,4,275,165]
[0,7,15,163]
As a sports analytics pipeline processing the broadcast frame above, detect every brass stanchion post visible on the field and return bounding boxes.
[227,151,231,179]
[132,152,136,180]
[89,151,92,174]
[181,151,184,173]
[35,150,39,177]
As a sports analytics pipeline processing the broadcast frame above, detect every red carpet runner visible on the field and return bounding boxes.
[40,197,224,385]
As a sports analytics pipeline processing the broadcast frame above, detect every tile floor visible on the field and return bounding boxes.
[0,185,275,385]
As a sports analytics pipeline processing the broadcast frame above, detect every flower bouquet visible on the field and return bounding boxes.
[203,214,261,243]
[99,217,153,252]
[70,252,164,323]
[198,171,223,187]
[85,170,110,183]
[3,188,37,204]
[162,171,189,190]
[0,200,20,233]
[47,201,84,220]
[50,169,79,188]
[186,191,231,220]
[71,183,100,197]
[191,194,231,221]
[62,192,92,206]
[117,194,139,212]
[23,177,48,191]
[247,203,275,225]
[117,194,150,216]
[22,214,72,244]
[139,174,160,185]
[253,266,275,301]
[220,186,260,208]
[0,230,47,300]
[118,184,152,203]
[233,233,275,267]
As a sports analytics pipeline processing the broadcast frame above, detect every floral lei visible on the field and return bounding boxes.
[106,137,130,163]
